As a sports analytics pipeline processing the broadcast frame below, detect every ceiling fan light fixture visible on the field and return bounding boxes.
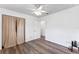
[32,5,48,16]
[33,11,42,16]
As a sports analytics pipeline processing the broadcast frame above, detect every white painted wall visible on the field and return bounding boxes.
[41,6,79,47]
[0,8,41,49]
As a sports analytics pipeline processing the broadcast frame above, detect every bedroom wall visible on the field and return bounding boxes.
[40,6,79,47]
[0,8,41,49]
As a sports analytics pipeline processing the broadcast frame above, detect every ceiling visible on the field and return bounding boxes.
[0,4,78,17]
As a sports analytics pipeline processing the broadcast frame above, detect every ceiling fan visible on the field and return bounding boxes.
[31,5,48,16]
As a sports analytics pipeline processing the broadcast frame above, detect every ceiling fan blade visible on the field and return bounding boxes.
[41,10,48,14]
[25,8,36,12]
[32,9,36,11]
[38,6,43,10]
[24,4,37,11]
[41,10,46,12]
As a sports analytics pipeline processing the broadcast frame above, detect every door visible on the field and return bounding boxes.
[2,15,17,48]
[16,17,25,45]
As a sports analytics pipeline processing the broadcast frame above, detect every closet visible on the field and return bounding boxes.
[2,15,25,48]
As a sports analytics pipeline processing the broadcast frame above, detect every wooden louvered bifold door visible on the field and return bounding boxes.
[16,18,25,45]
[2,15,17,48]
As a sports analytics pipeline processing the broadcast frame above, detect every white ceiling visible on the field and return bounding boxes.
[0,4,78,17]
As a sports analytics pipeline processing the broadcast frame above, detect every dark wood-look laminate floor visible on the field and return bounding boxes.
[0,39,78,54]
